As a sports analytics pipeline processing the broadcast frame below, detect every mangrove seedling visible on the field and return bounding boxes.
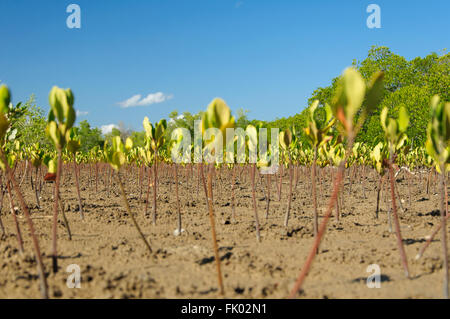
[423,95,449,298]
[380,105,410,278]
[46,86,76,273]
[201,97,235,296]
[304,100,335,237]
[143,117,167,225]
[0,84,48,298]
[289,68,384,298]
[67,127,84,219]
[104,136,153,254]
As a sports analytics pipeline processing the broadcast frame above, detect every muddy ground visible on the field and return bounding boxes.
[0,164,448,299]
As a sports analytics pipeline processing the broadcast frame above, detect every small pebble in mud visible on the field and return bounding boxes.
[53,288,63,298]
[234,287,245,294]
[173,228,186,236]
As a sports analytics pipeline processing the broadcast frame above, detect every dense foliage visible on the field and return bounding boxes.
[7,46,449,156]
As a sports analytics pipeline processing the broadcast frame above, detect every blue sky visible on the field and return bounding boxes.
[0,0,448,133]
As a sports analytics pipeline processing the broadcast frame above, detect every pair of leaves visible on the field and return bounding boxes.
[201,98,236,136]
[380,106,409,151]
[66,127,81,154]
[30,144,45,167]
[425,95,450,170]
[331,68,384,135]
[304,100,335,148]
[323,142,345,167]
[48,86,76,128]
[47,86,77,149]
[0,85,11,115]
[0,85,11,142]
[201,98,236,162]
[43,153,58,174]
[279,128,292,149]
[370,142,388,175]
[0,87,23,145]
[245,125,258,163]
[104,136,133,171]
[143,117,167,151]
[0,153,15,171]
[139,146,154,166]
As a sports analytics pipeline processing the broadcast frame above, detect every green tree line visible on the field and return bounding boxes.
[11,46,449,153]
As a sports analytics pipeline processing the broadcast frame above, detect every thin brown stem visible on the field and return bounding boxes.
[251,163,261,242]
[175,164,182,234]
[116,171,153,254]
[288,133,355,299]
[52,148,63,273]
[265,174,271,220]
[73,154,84,219]
[284,158,293,228]
[200,163,209,207]
[206,164,224,296]
[388,156,410,278]
[416,211,449,260]
[231,166,236,222]
[439,165,448,298]
[152,154,158,225]
[312,147,318,238]
[144,167,152,217]
[6,181,24,252]
[57,194,72,240]
[0,150,48,298]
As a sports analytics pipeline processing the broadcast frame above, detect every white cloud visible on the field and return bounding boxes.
[101,124,118,135]
[119,94,142,108]
[169,114,185,124]
[76,110,89,116]
[118,92,173,108]
[235,1,244,8]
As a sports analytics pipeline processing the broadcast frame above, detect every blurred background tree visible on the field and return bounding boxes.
[8,46,448,152]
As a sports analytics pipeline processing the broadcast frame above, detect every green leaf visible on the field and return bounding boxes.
[0,113,10,140]
[66,102,76,130]
[398,106,409,132]
[65,88,74,107]
[112,152,125,170]
[245,124,258,156]
[125,137,133,150]
[49,86,65,123]
[365,71,385,115]
[46,121,62,148]
[203,98,235,133]
[0,85,11,115]
[143,117,154,139]
[323,103,333,124]
[49,158,57,174]
[396,134,407,150]
[380,107,388,132]
[343,67,366,123]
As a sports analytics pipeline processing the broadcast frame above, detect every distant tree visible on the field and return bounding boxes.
[236,108,250,128]
[301,46,450,147]
[130,130,146,148]
[103,122,132,145]
[166,110,203,140]
[12,95,52,150]
[103,127,121,145]
[76,120,104,152]
[111,128,121,136]
[117,121,132,140]
[42,46,445,154]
